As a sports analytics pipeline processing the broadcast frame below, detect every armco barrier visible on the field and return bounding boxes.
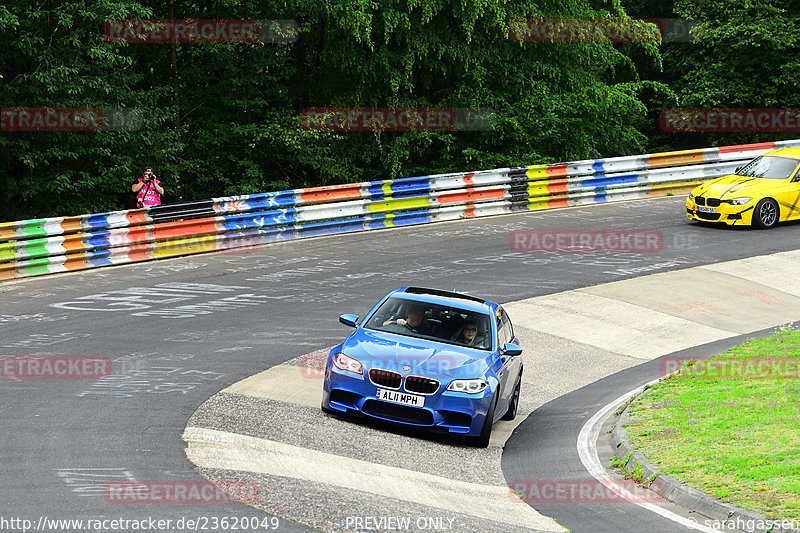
[2,139,799,281]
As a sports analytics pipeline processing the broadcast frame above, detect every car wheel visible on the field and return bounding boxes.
[468,393,498,448]
[501,378,521,421]
[753,198,779,229]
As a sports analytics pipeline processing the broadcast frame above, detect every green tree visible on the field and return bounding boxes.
[0,1,164,221]
[278,0,663,179]
[625,0,800,150]
[2,0,665,222]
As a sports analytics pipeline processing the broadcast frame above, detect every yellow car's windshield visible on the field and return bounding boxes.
[736,155,800,180]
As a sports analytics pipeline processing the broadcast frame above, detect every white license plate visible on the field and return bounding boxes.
[376,388,425,407]
[697,206,716,213]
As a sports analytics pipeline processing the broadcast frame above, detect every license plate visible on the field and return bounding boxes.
[697,206,716,213]
[376,388,425,407]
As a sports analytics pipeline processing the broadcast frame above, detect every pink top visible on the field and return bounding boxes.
[135,178,162,207]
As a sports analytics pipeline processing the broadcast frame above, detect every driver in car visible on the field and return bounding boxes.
[382,304,433,335]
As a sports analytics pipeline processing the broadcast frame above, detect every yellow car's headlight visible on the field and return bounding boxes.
[724,197,752,206]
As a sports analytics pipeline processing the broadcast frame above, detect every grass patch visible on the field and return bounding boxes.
[626,327,800,519]
[610,452,646,484]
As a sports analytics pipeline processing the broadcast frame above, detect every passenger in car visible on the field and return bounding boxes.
[451,320,480,346]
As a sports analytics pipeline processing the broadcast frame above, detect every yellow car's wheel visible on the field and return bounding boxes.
[753,198,779,229]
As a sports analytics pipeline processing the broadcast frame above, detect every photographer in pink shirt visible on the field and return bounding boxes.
[132,166,164,208]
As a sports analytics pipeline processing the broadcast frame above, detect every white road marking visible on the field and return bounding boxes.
[184,426,564,532]
[504,292,734,359]
[700,250,800,298]
[577,383,723,532]
[223,363,324,409]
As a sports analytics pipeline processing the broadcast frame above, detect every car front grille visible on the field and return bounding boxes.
[695,196,706,206]
[362,400,434,425]
[697,212,721,221]
[404,375,440,395]
[369,368,402,389]
[706,198,721,207]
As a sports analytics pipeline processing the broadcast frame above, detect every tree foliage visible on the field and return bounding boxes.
[11,0,773,221]
[625,0,800,151]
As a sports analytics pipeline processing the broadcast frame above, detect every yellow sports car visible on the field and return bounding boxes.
[686,148,800,229]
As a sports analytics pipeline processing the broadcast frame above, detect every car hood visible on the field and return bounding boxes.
[341,328,490,378]
[691,174,779,199]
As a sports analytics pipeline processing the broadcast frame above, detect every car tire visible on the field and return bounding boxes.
[501,377,521,421]
[753,198,779,229]
[468,393,498,448]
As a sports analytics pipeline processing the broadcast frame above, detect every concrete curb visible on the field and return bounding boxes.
[611,388,800,533]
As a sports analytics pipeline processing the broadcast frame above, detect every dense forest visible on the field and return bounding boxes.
[1,0,798,222]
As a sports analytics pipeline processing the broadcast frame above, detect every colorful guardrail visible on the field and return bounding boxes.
[2,139,799,281]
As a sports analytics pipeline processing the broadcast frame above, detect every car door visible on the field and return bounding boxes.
[499,309,522,402]
[494,307,518,406]
[774,162,800,221]
[776,164,800,220]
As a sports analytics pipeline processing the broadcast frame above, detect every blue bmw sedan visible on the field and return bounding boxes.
[322,287,523,447]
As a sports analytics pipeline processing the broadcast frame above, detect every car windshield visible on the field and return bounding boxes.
[736,155,800,180]
[364,297,493,350]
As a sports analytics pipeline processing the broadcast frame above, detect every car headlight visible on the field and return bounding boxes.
[724,197,752,205]
[447,379,488,394]
[332,353,363,375]
[687,192,694,200]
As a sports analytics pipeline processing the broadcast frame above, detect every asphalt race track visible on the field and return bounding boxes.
[3,196,799,533]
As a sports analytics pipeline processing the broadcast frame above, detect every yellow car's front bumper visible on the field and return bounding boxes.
[685,197,755,226]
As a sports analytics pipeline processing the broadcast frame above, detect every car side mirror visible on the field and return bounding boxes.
[339,314,359,327]
[501,343,523,356]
